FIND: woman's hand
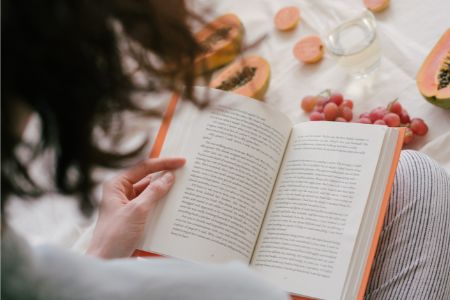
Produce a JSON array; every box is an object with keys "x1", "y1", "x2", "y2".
[{"x1": 87, "y1": 157, "x2": 186, "y2": 259}]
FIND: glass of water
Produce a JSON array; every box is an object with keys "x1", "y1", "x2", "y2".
[{"x1": 324, "y1": 9, "x2": 381, "y2": 78}]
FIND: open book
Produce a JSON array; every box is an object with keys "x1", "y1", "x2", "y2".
[{"x1": 137, "y1": 87, "x2": 404, "y2": 300}]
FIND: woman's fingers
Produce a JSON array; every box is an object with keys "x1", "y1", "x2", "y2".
[
  {"x1": 90, "y1": 159, "x2": 184, "y2": 259},
  {"x1": 132, "y1": 175, "x2": 152, "y2": 197},
  {"x1": 119, "y1": 157, "x2": 185, "y2": 184},
  {"x1": 133, "y1": 171, "x2": 175, "y2": 213},
  {"x1": 103, "y1": 157, "x2": 185, "y2": 204}
]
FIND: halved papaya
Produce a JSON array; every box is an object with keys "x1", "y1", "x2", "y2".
[
  {"x1": 293, "y1": 35, "x2": 324, "y2": 64},
  {"x1": 416, "y1": 29, "x2": 450, "y2": 109},
  {"x1": 209, "y1": 56, "x2": 270, "y2": 100},
  {"x1": 194, "y1": 14, "x2": 244, "y2": 75}
]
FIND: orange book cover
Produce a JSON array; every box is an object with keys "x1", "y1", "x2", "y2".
[{"x1": 133, "y1": 93, "x2": 405, "y2": 300}]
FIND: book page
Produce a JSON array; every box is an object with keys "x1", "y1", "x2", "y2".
[
  {"x1": 139, "y1": 87, "x2": 292, "y2": 264},
  {"x1": 251, "y1": 122, "x2": 388, "y2": 300}
]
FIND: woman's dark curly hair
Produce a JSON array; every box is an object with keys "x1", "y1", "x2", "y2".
[{"x1": 1, "y1": 0, "x2": 203, "y2": 214}]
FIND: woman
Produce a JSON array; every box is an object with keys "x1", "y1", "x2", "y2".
[
  {"x1": 2, "y1": 0, "x2": 449, "y2": 299},
  {"x1": 1, "y1": 1, "x2": 287, "y2": 299}
]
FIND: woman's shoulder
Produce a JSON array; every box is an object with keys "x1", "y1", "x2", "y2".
[
  {"x1": 2, "y1": 227, "x2": 40, "y2": 300},
  {"x1": 2, "y1": 228, "x2": 288, "y2": 300}
]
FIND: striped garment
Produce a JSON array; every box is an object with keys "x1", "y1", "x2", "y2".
[{"x1": 365, "y1": 150, "x2": 450, "y2": 299}]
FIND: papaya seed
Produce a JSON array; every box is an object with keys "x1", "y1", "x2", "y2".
[
  {"x1": 216, "y1": 66, "x2": 257, "y2": 91},
  {"x1": 200, "y1": 27, "x2": 232, "y2": 52}
]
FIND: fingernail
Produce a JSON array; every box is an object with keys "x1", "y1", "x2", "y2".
[{"x1": 162, "y1": 172, "x2": 174, "y2": 184}]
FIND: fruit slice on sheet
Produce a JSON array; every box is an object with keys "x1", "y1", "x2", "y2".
[
  {"x1": 274, "y1": 7, "x2": 300, "y2": 31},
  {"x1": 293, "y1": 35, "x2": 324, "y2": 64},
  {"x1": 416, "y1": 29, "x2": 450, "y2": 109},
  {"x1": 194, "y1": 14, "x2": 244, "y2": 75},
  {"x1": 210, "y1": 56, "x2": 271, "y2": 100},
  {"x1": 363, "y1": 0, "x2": 390, "y2": 13}
]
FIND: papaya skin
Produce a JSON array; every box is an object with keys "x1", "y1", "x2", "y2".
[
  {"x1": 194, "y1": 14, "x2": 244, "y2": 76},
  {"x1": 424, "y1": 96, "x2": 450, "y2": 109},
  {"x1": 210, "y1": 56, "x2": 271, "y2": 101},
  {"x1": 249, "y1": 69, "x2": 270, "y2": 101},
  {"x1": 416, "y1": 29, "x2": 450, "y2": 109}
]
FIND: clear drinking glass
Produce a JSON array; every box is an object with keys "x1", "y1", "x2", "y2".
[{"x1": 324, "y1": 9, "x2": 381, "y2": 78}]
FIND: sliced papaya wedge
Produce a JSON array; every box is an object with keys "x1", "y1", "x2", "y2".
[
  {"x1": 416, "y1": 29, "x2": 450, "y2": 109},
  {"x1": 209, "y1": 56, "x2": 270, "y2": 100},
  {"x1": 194, "y1": 14, "x2": 244, "y2": 75}
]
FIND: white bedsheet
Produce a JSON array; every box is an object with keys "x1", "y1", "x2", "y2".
[{"x1": 7, "y1": 0, "x2": 450, "y2": 250}]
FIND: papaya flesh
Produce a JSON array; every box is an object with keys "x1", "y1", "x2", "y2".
[
  {"x1": 209, "y1": 56, "x2": 271, "y2": 100},
  {"x1": 417, "y1": 29, "x2": 450, "y2": 109},
  {"x1": 274, "y1": 7, "x2": 300, "y2": 31},
  {"x1": 363, "y1": 0, "x2": 390, "y2": 13},
  {"x1": 194, "y1": 14, "x2": 244, "y2": 75}
]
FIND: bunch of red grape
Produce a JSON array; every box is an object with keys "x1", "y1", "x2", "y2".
[
  {"x1": 301, "y1": 92, "x2": 354, "y2": 122},
  {"x1": 300, "y1": 92, "x2": 429, "y2": 145},
  {"x1": 357, "y1": 101, "x2": 428, "y2": 144}
]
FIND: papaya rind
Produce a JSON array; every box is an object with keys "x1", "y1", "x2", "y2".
[
  {"x1": 251, "y1": 67, "x2": 271, "y2": 101},
  {"x1": 423, "y1": 95, "x2": 450, "y2": 109},
  {"x1": 194, "y1": 14, "x2": 244, "y2": 76}
]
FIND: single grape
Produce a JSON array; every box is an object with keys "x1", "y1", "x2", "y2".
[
  {"x1": 316, "y1": 96, "x2": 329, "y2": 107},
  {"x1": 399, "y1": 109, "x2": 410, "y2": 124},
  {"x1": 403, "y1": 127, "x2": 415, "y2": 145},
  {"x1": 314, "y1": 104, "x2": 324, "y2": 113},
  {"x1": 410, "y1": 118, "x2": 428, "y2": 136},
  {"x1": 329, "y1": 93, "x2": 344, "y2": 106},
  {"x1": 358, "y1": 117, "x2": 372, "y2": 124},
  {"x1": 341, "y1": 100, "x2": 354, "y2": 109},
  {"x1": 340, "y1": 106, "x2": 353, "y2": 121},
  {"x1": 301, "y1": 95, "x2": 318, "y2": 113},
  {"x1": 337, "y1": 104, "x2": 347, "y2": 116},
  {"x1": 359, "y1": 112, "x2": 370, "y2": 119},
  {"x1": 335, "y1": 117, "x2": 347, "y2": 122},
  {"x1": 374, "y1": 119, "x2": 387, "y2": 125},
  {"x1": 388, "y1": 100, "x2": 402, "y2": 115},
  {"x1": 383, "y1": 113, "x2": 401, "y2": 127},
  {"x1": 324, "y1": 102, "x2": 338, "y2": 121},
  {"x1": 310, "y1": 111, "x2": 325, "y2": 121},
  {"x1": 369, "y1": 107, "x2": 387, "y2": 123}
]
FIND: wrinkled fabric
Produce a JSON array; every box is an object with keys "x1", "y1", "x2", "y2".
[{"x1": 2, "y1": 229, "x2": 289, "y2": 300}]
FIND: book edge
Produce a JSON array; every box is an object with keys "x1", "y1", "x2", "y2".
[
  {"x1": 149, "y1": 93, "x2": 180, "y2": 159},
  {"x1": 356, "y1": 127, "x2": 405, "y2": 300}
]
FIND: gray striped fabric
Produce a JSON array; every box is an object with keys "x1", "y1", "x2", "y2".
[{"x1": 365, "y1": 150, "x2": 450, "y2": 299}]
